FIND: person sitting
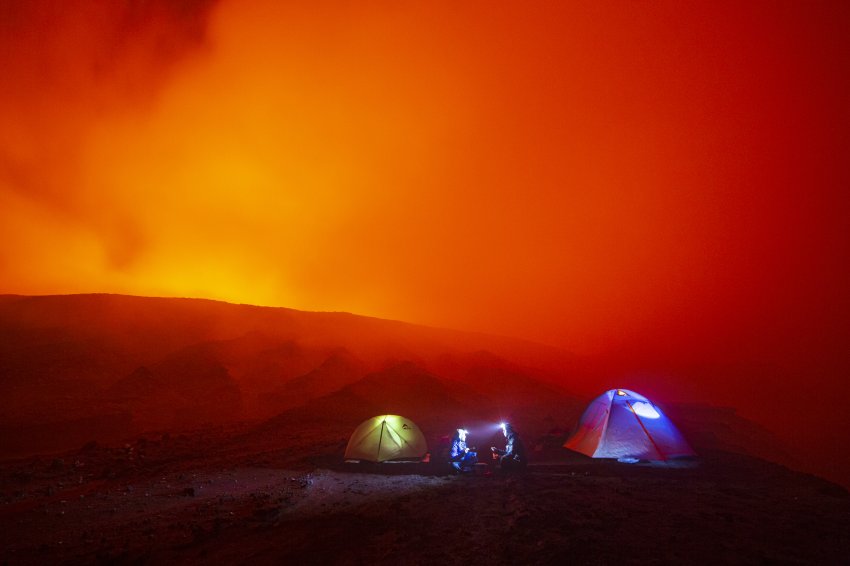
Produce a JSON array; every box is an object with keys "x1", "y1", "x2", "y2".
[
  {"x1": 491, "y1": 422, "x2": 527, "y2": 472},
  {"x1": 449, "y1": 428, "x2": 477, "y2": 473}
]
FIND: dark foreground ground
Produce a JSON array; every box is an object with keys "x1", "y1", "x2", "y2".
[{"x1": 1, "y1": 426, "x2": 848, "y2": 565}]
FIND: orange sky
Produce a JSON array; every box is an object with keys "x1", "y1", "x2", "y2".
[{"x1": 1, "y1": 0, "x2": 849, "y2": 361}]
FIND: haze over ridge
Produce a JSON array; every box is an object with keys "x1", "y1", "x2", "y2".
[{"x1": 1, "y1": 1, "x2": 847, "y2": 353}]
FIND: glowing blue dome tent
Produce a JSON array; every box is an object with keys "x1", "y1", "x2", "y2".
[{"x1": 564, "y1": 389, "x2": 695, "y2": 460}]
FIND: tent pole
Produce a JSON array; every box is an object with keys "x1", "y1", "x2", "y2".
[
  {"x1": 597, "y1": 393, "x2": 613, "y2": 457},
  {"x1": 376, "y1": 419, "x2": 386, "y2": 462},
  {"x1": 625, "y1": 399, "x2": 665, "y2": 460}
]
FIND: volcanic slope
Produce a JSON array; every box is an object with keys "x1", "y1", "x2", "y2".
[{"x1": 0, "y1": 293, "x2": 577, "y2": 458}]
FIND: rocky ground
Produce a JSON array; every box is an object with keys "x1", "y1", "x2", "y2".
[{"x1": 1, "y1": 428, "x2": 848, "y2": 565}]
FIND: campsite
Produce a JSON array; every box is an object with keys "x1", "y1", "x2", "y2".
[
  {"x1": 1, "y1": 294, "x2": 849, "y2": 565},
  {"x1": 3, "y1": 0, "x2": 850, "y2": 563},
  {"x1": 1, "y1": 416, "x2": 848, "y2": 564}
]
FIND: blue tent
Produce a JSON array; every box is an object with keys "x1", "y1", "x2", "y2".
[{"x1": 565, "y1": 389, "x2": 695, "y2": 460}]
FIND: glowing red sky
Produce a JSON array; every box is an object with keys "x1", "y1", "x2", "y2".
[{"x1": 1, "y1": 0, "x2": 848, "y2": 362}]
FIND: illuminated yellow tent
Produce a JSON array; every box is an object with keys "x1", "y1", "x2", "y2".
[{"x1": 344, "y1": 414, "x2": 428, "y2": 463}]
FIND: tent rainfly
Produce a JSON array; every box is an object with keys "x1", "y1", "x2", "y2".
[
  {"x1": 564, "y1": 389, "x2": 696, "y2": 461},
  {"x1": 344, "y1": 414, "x2": 428, "y2": 463}
]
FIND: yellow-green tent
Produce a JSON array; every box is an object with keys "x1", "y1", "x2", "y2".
[{"x1": 344, "y1": 414, "x2": 428, "y2": 463}]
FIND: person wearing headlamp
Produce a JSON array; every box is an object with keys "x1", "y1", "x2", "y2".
[
  {"x1": 491, "y1": 422, "x2": 527, "y2": 472},
  {"x1": 449, "y1": 427, "x2": 477, "y2": 473}
]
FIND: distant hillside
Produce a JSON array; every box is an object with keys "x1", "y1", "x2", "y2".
[
  {"x1": 0, "y1": 294, "x2": 577, "y2": 457},
  {"x1": 0, "y1": 293, "x2": 828, "y2": 488}
]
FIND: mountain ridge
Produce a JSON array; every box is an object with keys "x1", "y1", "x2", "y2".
[{"x1": 0, "y1": 292, "x2": 830, "y2": 489}]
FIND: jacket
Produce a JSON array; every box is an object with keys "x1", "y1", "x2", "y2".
[
  {"x1": 495, "y1": 432, "x2": 527, "y2": 461},
  {"x1": 450, "y1": 437, "x2": 468, "y2": 462}
]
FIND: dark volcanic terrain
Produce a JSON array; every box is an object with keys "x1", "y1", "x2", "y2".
[
  {"x1": 1, "y1": 294, "x2": 848, "y2": 564},
  {"x1": 0, "y1": 428, "x2": 847, "y2": 565}
]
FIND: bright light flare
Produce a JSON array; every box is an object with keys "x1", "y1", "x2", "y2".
[{"x1": 630, "y1": 401, "x2": 661, "y2": 419}]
